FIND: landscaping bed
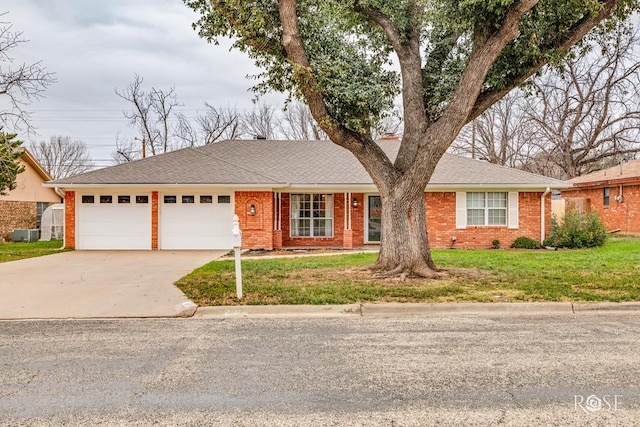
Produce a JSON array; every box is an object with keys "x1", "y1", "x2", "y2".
[{"x1": 176, "y1": 236, "x2": 640, "y2": 306}]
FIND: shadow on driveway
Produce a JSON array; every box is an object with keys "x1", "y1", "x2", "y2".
[{"x1": 0, "y1": 250, "x2": 225, "y2": 319}]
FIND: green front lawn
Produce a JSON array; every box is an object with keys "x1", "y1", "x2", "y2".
[
  {"x1": 0, "y1": 240, "x2": 67, "y2": 263},
  {"x1": 176, "y1": 236, "x2": 640, "y2": 306}
]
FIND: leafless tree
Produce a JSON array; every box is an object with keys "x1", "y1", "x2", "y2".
[
  {"x1": 524, "y1": 22, "x2": 640, "y2": 179},
  {"x1": 241, "y1": 103, "x2": 276, "y2": 139},
  {"x1": 30, "y1": 136, "x2": 94, "y2": 179},
  {"x1": 451, "y1": 91, "x2": 534, "y2": 167},
  {"x1": 0, "y1": 12, "x2": 55, "y2": 132},
  {"x1": 111, "y1": 135, "x2": 140, "y2": 164},
  {"x1": 115, "y1": 74, "x2": 180, "y2": 156},
  {"x1": 175, "y1": 103, "x2": 241, "y2": 147},
  {"x1": 277, "y1": 102, "x2": 326, "y2": 140},
  {"x1": 451, "y1": 20, "x2": 640, "y2": 180},
  {"x1": 371, "y1": 106, "x2": 404, "y2": 140}
]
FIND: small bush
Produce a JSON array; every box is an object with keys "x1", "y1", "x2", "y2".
[
  {"x1": 546, "y1": 210, "x2": 607, "y2": 249},
  {"x1": 510, "y1": 236, "x2": 541, "y2": 249},
  {"x1": 491, "y1": 239, "x2": 500, "y2": 249}
]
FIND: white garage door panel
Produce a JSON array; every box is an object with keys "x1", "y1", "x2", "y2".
[
  {"x1": 160, "y1": 196, "x2": 234, "y2": 250},
  {"x1": 78, "y1": 201, "x2": 151, "y2": 250}
]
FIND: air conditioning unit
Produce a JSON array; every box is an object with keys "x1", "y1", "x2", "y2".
[{"x1": 12, "y1": 229, "x2": 39, "y2": 243}]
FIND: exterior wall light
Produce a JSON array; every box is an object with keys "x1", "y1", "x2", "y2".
[
  {"x1": 249, "y1": 204, "x2": 256, "y2": 216},
  {"x1": 352, "y1": 197, "x2": 359, "y2": 208}
]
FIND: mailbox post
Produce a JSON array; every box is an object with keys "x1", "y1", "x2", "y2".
[{"x1": 231, "y1": 214, "x2": 243, "y2": 300}]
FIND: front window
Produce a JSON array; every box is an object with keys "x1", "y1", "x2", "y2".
[
  {"x1": 603, "y1": 187, "x2": 610, "y2": 206},
  {"x1": 290, "y1": 194, "x2": 334, "y2": 237},
  {"x1": 467, "y1": 192, "x2": 507, "y2": 226},
  {"x1": 36, "y1": 202, "x2": 50, "y2": 229}
]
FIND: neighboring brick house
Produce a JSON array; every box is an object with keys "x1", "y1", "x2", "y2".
[
  {"x1": 46, "y1": 139, "x2": 569, "y2": 251},
  {"x1": 563, "y1": 159, "x2": 640, "y2": 233},
  {"x1": 0, "y1": 150, "x2": 63, "y2": 241}
]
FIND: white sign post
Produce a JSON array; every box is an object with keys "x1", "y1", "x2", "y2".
[{"x1": 231, "y1": 214, "x2": 243, "y2": 300}]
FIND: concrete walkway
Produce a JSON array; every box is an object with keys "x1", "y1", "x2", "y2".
[{"x1": 0, "y1": 250, "x2": 225, "y2": 319}]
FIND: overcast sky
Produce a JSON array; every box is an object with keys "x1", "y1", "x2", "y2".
[{"x1": 3, "y1": 0, "x2": 284, "y2": 166}]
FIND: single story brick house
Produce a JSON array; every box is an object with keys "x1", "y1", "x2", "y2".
[
  {"x1": 1, "y1": 150, "x2": 62, "y2": 241},
  {"x1": 563, "y1": 159, "x2": 640, "y2": 233},
  {"x1": 46, "y1": 139, "x2": 570, "y2": 250}
]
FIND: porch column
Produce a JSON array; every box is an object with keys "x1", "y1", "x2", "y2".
[
  {"x1": 273, "y1": 192, "x2": 283, "y2": 249},
  {"x1": 343, "y1": 192, "x2": 354, "y2": 249}
]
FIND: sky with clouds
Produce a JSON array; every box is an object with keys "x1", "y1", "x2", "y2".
[{"x1": 2, "y1": 0, "x2": 284, "y2": 166}]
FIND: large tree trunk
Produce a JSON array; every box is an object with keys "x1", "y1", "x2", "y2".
[{"x1": 374, "y1": 184, "x2": 439, "y2": 279}]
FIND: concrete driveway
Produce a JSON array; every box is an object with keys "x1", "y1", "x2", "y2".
[{"x1": 0, "y1": 250, "x2": 225, "y2": 319}]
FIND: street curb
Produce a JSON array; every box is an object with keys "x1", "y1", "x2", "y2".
[
  {"x1": 360, "y1": 302, "x2": 573, "y2": 316},
  {"x1": 193, "y1": 302, "x2": 640, "y2": 319},
  {"x1": 193, "y1": 304, "x2": 361, "y2": 318},
  {"x1": 571, "y1": 302, "x2": 640, "y2": 312}
]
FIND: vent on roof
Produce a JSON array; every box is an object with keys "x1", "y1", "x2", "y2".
[{"x1": 255, "y1": 134, "x2": 267, "y2": 140}]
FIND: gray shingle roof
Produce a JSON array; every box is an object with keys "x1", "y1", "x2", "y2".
[{"x1": 50, "y1": 139, "x2": 569, "y2": 188}]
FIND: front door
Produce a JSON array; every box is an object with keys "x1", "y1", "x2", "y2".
[{"x1": 367, "y1": 195, "x2": 381, "y2": 242}]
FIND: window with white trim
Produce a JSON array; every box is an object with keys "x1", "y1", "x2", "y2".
[
  {"x1": 290, "y1": 194, "x2": 334, "y2": 237},
  {"x1": 467, "y1": 192, "x2": 507, "y2": 226}
]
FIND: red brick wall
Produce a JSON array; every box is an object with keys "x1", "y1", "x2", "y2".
[
  {"x1": 64, "y1": 191, "x2": 75, "y2": 249},
  {"x1": 426, "y1": 192, "x2": 551, "y2": 249},
  {"x1": 151, "y1": 191, "x2": 158, "y2": 249},
  {"x1": 235, "y1": 191, "x2": 274, "y2": 249},
  {"x1": 562, "y1": 185, "x2": 640, "y2": 233},
  {"x1": 0, "y1": 201, "x2": 37, "y2": 241},
  {"x1": 271, "y1": 191, "x2": 549, "y2": 250}
]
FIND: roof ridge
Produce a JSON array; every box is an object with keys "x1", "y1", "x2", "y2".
[{"x1": 189, "y1": 144, "x2": 284, "y2": 184}]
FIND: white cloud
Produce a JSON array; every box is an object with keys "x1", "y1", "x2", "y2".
[{"x1": 2, "y1": 0, "x2": 284, "y2": 165}]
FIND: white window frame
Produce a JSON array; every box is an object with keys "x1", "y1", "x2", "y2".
[
  {"x1": 290, "y1": 193, "x2": 334, "y2": 238},
  {"x1": 456, "y1": 191, "x2": 518, "y2": 229}
]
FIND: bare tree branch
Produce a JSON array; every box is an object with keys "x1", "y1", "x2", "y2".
[
  {"x1": 0, "y1": 12, "x2": 55, "y2": 132},
  {"x1": 115, "y1": 75, "x2": 180, "y2": 156},
  {"x1": 30, "y1": 136, "x2": 94, "y2": 179}
]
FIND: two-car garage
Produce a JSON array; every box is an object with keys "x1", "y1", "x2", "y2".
[{"x1": 76, "y1": 191, "x2": 235, "y2": 250}]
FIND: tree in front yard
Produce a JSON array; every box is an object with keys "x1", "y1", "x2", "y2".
[
  {"x1": 0, "y1": 130, "x2": 24, "y2": 194},
  {"x1": 185, "y1": 0, "x2": 637, "y2": 278}
]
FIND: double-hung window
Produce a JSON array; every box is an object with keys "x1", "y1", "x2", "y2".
[
  {"x1": 467, "y1": 192, "x2": 507, "y2": 226},
  {"x1": 290, "y1": 194, "x2": 334, "y2": 237}
]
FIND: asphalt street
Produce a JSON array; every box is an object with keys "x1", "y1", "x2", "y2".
[{"x1": 1, "y1": 313, "x2": 639, "y2": 426}]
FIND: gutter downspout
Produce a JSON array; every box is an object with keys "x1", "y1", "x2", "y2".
[
  {"x1": 53, "y1": 187, "x2": 67, "y2": 249},
  {"x1": 541, "y1": 187, "x2": 551, "y2": 243},
  {"x1": 54, "y1": 186, "x2": 65, "y2": 200}
]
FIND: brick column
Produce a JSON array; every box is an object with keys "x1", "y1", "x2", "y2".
[
  {"x1": 64, "y1": 191, "x2": 76, "y2": 249},
  {"x1": 151, "y1": 191, "x2": 158, "y2": 250},
  {"x1": 343, "y1": 229, "x2": 354, "y2": 249},
  {"x1": 273, "y1": 229, "x2": 283, "y2": 249}
]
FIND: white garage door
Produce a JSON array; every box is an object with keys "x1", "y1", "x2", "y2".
[
  {"x1": 77, "y1": 194, "x2": 152, "y2": 250},
  {"x1": 159, "y1": 193, "x2": 235, "y2": 250}
]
